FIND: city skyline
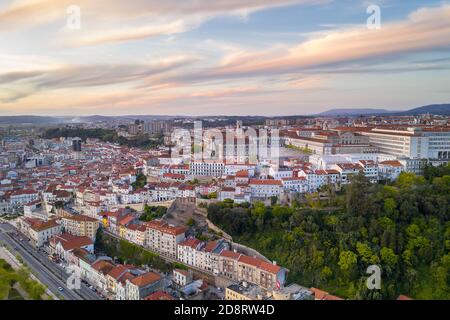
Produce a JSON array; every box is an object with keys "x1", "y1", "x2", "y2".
[{"x1": 1, "y1": 0, "x2": 450, "y2": 116}]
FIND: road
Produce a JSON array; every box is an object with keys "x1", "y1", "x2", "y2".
[{"x1": 0, "y1": 222, "x2": 101, "y2": 300}]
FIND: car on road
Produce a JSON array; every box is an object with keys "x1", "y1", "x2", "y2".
[{"x1": 58, "y1": 287, "x2": 64, "y2": 292}]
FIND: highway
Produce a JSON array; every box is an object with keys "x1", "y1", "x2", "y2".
[{"x1": 0, "y1": 221, "x2": 101, "y2": 300}]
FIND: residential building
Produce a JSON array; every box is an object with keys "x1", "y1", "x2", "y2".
[
  {"x1": 60, "y1": 214, "x2": 99, "y2": 240},
  {"x1": 146, "y1": 220, "x2": 186, "y2": 259}
]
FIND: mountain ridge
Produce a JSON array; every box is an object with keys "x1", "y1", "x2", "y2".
[{"x1": 0, "y1": 104, "x2": 448, "y2": 124}]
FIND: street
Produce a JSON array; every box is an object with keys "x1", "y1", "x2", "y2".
[{"x1": 0, "y1": 221, "x2": 101, "y2": 300}]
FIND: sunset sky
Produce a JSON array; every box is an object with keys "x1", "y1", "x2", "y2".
[{"x1": 0, "y1": 0, "x2": 449, "y2": 116}]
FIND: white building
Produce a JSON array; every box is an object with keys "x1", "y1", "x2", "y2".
[
  {"x1": 249, "y1": 179, "x2": 282, "y2": 199},
  {"x1": 361, "y1": 127, "x2": 450, "y2": 161},
  {"x1": 378, "y1": 160, "x2": 404, "y2": 181},
  {"x1": 177, "y1": 237, "x2": 204, "y2": 267},
  {"x1": 146, "y1": 220, "x2": 186, "y2": 259},
  {"x1": 189, "y1": 161, "x2": 225, "y2": 177}
]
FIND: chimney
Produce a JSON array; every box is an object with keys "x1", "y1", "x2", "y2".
[{"x1": 273, "y1": 260, "x2": 277, "y2": 265}]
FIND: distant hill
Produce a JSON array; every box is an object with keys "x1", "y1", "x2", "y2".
[
  {"x1": 0, "y1": 116, "x2": 66, "y2": 125},
  {"x1": 396, "y1": 104, "x2": 450, "y2": 116},
  {"x1": 0, "y1": 104, "x2": 448, "y2": 125},
  {"x1": 317, "y1": 108, "x2": 392, "y2": 117},
  {"x1": 317, "y1": 104, "x2": 450, "y2": 117}
]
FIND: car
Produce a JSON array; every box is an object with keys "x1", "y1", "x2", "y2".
[{"x1": 58, "y1": 287, "x2": 64, "y2": 292}]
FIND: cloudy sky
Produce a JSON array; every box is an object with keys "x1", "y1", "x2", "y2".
[{"x1": 0, "y1": 0, "x2": 449, "y2": 116}]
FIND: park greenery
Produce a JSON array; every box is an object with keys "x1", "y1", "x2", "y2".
[
  {"x1": 286, "y1": 143, "x2": 314, "y2": 155},
  {"x1": 139, "y1": 205, "x2": 167, "y2": 221},
  {"x1": 207, "y1": 164, "x2": 450, "y2": 300},
  {"x1": 43, "y1": 128, "x2": 164, "y2": 149},
  {"x1": 132, "y1": 173, "x2": 147, "y2": 190},
  {"x1": 0, "y1": 259, "x2": 47, "y2": 300}
]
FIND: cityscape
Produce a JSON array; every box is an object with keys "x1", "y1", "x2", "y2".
[{"x1": 0, "y1": 0, "x2": 449, "y2": 311}]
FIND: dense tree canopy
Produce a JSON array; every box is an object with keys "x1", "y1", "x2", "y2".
[
  {"x1": 208, "y1": 166, "x2": 450, "y2": 299},
  {"x1": 43, "y1": 128, "x2": 164, "y2": 149}
]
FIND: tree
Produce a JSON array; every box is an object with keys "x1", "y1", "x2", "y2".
[
  {"x1": 380, "y1": 247, "x2": 398, "y2": 274},
  {"x1": 338, "y1": 250, "x2": 357, "y2": 273},
  {"x1": 356, "y1": 242, "x2": 379, "y2": 265},
  {"x1": 346, "y1": 172, "x2": 373, "y2": 219},
  {"x1": 132, "y1": 173, "x2": 147, "y2": 190}
]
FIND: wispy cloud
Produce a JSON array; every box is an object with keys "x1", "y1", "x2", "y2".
[
  {"x1": 0, "y1": 0, "x2": 328, "y2": 46},
  {"x1": 1, "y1": 1, "x2": 449, "y2": 115}
]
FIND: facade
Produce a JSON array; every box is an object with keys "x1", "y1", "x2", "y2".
[
  {"x1": 226, "y1": 282, "x2": 265, "y2": 300},
  {"x1": 9, "y1": 189, "x2": 39, "y2": 207},
  {"x1": 20, "y1": 218, "x2": 62, "y2": 248},
  {"x1": 125, "y1": 272, "x2": 163, "y2": 300},
  {"x1": 360, "y1": 127, "x2": 450, "y2": 160},
  {"x1": 60, "y1": 214, "x2": 99, "y2": 240},
  {"x1": 332, "y1": 163, "x2": 364, "y2": 185},
  {"x1": 172, "y1": 268, "x2": 192, "y2": 287},
  {"x1": 49, "y1": 233, "x2": 93, "y2": 261},
  {"x1": 378, "y1": 160, "x2": 405, "y2": 180},
  {"x1": 249, "y1": 179, "x2": 282, "y2": 199},
  {"x1": 146, "y1": 220, "x2": 186, "y2": 259},
  {"x1": 237, "y1": 255, "x2": 286, "y2": 290},
  {"x1": 189, "y1": 161, "x2": 225, "y2": 177},
  {"x1": 219, "y1": 250, "x2": 241, "y2": 281},
  {"x1": 177, "y1": 237, "x2": 204, "y2": 267}
]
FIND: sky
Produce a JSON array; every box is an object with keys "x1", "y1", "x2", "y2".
[{"x1": 0, "y1": 0, "x2": 449, "y2": 116}]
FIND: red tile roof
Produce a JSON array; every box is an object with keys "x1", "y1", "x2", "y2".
[
  {"x1": 130, "y1": 272, "x2": 162, "y2": 287},
  {"x1": 310, "y1": 287, "x2": 344, "y2": 300},
  {"x1": 220, "y1": 250, "x2": 241, "y2": 260},
  {"x1": 146, "y1": 220, "x2": 186, "y2": 236},
  {"x1": 51, "y1": 233, "x2": 92, "y2": 251},
  {"x1": 238, "y1": 255, "x2": 281, "y2": 274},
  {"x1": 144, "y1": 291, "x2": 173, "y2": 300},
  {"x1": 179, "y1": 237, "x2": 202, "y2": 249},
  {"x1": 107, "y1": 265, "x2": 128, "y2": 280},
  {"x1": 91, "y1": 260, "x2": 115, "y2": 275},
  {"x1": 249, "y1": 179, "x2": 282, "y2": 186}
]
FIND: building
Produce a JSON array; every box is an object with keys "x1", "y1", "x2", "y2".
[
  {"x1": 90, "y1": 259, "x2": 115, "y2": 293},
  {"x1": 8, "y1": 189, "x2": 39, "y2": 207},
  {"x1": 146, "y1": 220, "x2": 186, "y2": 259},
  {"x1": 19, "y1": 217, "x2": 62, "y2": 248},
  {"x1": 284, "y1": 129, "x2": 376, "y2": 155},
  {"x1": 72, "y1": 138, "x2": 82, "y2": 152},
  {"x1": 144, "y1": 291, "x2": 174, "y2": 300},
  {"x1": 142, "y1": 121, "x2": 173, "y2": 135},
  {"x1": 125, "y1": 272, "x2": 163, "y2": 300},
  {"x1": 249, "y1": 179, "x2": 282, "y2": 199},
  {"x1": 226, "y1": 281, "x2": 266, "y2": 300},
  {"x1": 196, "y1": 240, "x2": 229, "y2": 274},
  {"x1": 360, "y1": 126, "x2": 450, "y2": 161},
  {"x1": 60, "y1": 214, "x2": 99, "y2": 240},
  {"x1": 177, "y1": 237, "x2": 204, "y2": 267},
  {"x1": 189, "y1": 161, "x2": 225, "y2": 177},
  {"x1": 310, "y1": 287, "x2": 344, "y2": 300},
  {"x1": 49, "y1": 233, "x2": 93, "y2": 262},
  {"x1": 219, "y1": 250, "x2": 241, "y2": 281},
  {"x1": 237, "y1": 255, "x2": 287, "y2": 290},
  {"x1": 358, "y1": 160, "x2": 379, "y2": 183},
  {"x1": 378, "y1": 160, "x2": 404, "y2": 181},
  {"x1": 332, "y1": 163, "x2": 364, "y2": 184},
  {"x1": 173, "y1": 268, "x2": 193, "y2": 287}
]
